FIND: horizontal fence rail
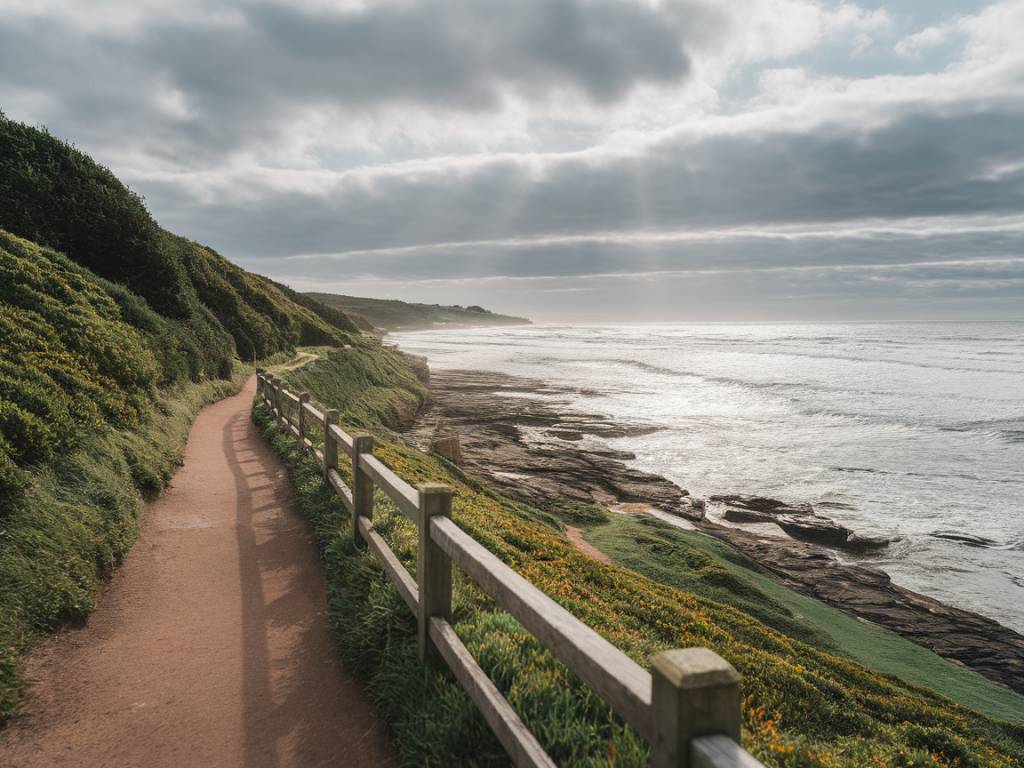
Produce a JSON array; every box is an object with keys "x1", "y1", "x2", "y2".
[
  {"x1": 255, "y1": 371, "x2": 763, "y2": 768},
  {"x1": 430, "y1": 514, "x2": 653, "y2": 739}
]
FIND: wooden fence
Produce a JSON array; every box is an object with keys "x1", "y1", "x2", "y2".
[{"x1": 256, "y1": 371, "x2": 764, "y2": 768}]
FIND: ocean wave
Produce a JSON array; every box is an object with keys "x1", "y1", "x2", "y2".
[
  {"x1": 830, "y1": 466, "x2": 896, "y2": 476},
  {"x1": 942, "y1": 417, "x2": 1024, "y2": 444},
  {"x1": 564, "y1": 357, "x2": 1024, "y2": 441},
  {"x1": 928, "y1": 532, "x2": 1024, "y2": 552},
  {"x1": 829, "y1": 466, "x2": 1024, "y2": 486},
  {"x1": 705, "y1": 347, "x2": 1023, "y2": 375},
  {"x1": 635, "y1": 332, "x2": 1024, "y2": 369}
]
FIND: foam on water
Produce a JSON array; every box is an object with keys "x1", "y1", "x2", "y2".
[{"x1": 394, "y1": 322, "x2": 1024, "y2": 632}]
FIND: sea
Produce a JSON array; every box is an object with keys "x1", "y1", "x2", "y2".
[{"x1": 392, "y1": 322, "x2": 1024, "y2": 633}]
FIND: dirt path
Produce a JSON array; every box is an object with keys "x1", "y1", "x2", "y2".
[
  {"x1": 565, "y1": 526, "x2": 611, "y2": 564},
  {"x1": 0, "y1": 377, "x2": 396, "y2": 768},
  {"x1": 269, "y1": 350, "x2": 321, "y2": 374}
]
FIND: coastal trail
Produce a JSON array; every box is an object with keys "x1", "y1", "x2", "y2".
[
  {"x1": 565, "y1": 525, "x2": 611, "y2": 564},
  {"x1": 0, "y1": 376, "x2": 395, "y2": 767}
]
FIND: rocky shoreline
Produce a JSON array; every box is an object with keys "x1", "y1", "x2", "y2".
[{"x1": 405, "y1": 368, "x2": 1024, "y2": 695}]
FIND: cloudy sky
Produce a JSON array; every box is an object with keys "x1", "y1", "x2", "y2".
[{"x1": 2, "y1": 0, "x2": 1023, "y2": 320}]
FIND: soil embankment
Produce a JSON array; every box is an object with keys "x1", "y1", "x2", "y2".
[
  {"x1": 407, "y1": 368, "x2": 1024, "y2": 695},
  {"x1": 0, "y1": 377, "x2": 395, "y2": 767}
]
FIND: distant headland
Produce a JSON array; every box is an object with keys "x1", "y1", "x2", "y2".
[{"x1": 304, "y1": 292, "x2": 530, "y2": 333}]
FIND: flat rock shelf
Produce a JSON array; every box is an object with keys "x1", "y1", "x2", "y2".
[{"x1": 407, "y1": 368, "x2": 1024, "y2": 695}]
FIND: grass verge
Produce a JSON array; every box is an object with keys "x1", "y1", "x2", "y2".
[{"x1": 582, "y1": 514, "x2": 1024, "y2": 723}]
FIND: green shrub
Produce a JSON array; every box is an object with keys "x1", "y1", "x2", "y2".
[
  {"x1": 180, "y1": 237, "x2": 354, "y2": 358},
  {"x1": 0, "y1": 442, "x2": 26, "y2": 507},
  {"x1": 0, "y1": 115, "x2": 186, "y2": 316}
]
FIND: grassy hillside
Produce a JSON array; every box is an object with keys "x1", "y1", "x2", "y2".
[
  {"x1": 306, "y1": 292, "x2": 530, "y2": 332},
  {"x1": 0, "y1": 115, "x2": 361, "y2": 721},
  {"x1": 583, "y1": 514, "x2": 1024, "y2": 722},
  {"x1": 263, "y1": 348, "x2": 1024, "y2": 767},
  {"x1": 278, "y1": 345, "x2": 428, "y2": 430},
  {"x1": 0, "y1": 230, "x2": 255, "y2": 718},
  {"x1": 0, "y1": 114, "x2": 357, "y2": 367}
]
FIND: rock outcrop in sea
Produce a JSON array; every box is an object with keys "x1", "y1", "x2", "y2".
[{"x1": 712, "y1": 494, "x2": 893, "y2": 551}]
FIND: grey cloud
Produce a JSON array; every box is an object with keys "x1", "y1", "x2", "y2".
[
  {"x1": 265, "y1": 231, "x2": 1024, "y2": 283},
  {"x1": 0, "y1": 0, "x2": 693, "y2": 162},
  {"x1": 141, "y1": 107, "x2": 1024, "y2": 260}
]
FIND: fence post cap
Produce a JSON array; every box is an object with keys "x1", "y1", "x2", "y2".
[
  {"x1": 353, "y1": 433, "x2": 374, "y2": 449},
  {"x1": 418, "y1": 482, "x2": 452, "y2": 496},
  {"x1": 652, "y1": 648, "x2": 739, "y2": 690},
  {"x1": 299, "y1": 392, "x2": 310, "y2": 402},
  {"x1": 324, "y1": 408, "x2": 339, "y2": 420}
]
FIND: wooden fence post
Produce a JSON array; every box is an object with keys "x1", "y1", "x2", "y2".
[
  {"x1": 255, "y1": 369, "x2": 264, "y2": 399},
  {"x1": 298, "y1": 392, "x2": 310, "y2": 453},
  {"x1": 650, "y1": 648, "x2": 741, "y2": 768},
  {"x1": 271, "y1": 377, "x2": 281, "y2": 418},
  {"x1": 323, "y1": 409, "x2": 339, "y2": 482},
  {"x1": 417, "y1": 483, "x2": 453, "y2": 668},
  {"x1": 351, "y1": 435, "x2": 375, "y2": 546}
]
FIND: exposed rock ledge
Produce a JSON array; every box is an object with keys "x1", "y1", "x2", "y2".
[
  {"x1": 713, "y1": 494, "x2": 895, "y2": 551},
  {"x1": 406, "y1": 370, "x2": 694, "y2": 517},
  {"x1": 405, "y1": 368, "x2": 1024, "y2": 695}
]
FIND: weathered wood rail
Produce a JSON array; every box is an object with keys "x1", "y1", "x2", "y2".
[{"x1": 256, "y1": 371, "x2": 764, "y2": 768}]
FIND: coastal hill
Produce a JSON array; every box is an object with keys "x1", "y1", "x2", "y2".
[
  {"x1": 0, "y1": 114, "x2": 359, "y2": 719},
  {"x1": 0, "y1": 115, "x2": 359, "y2": 369},
  {"x1": 305, "y1": 292, "x2": 530, "y2": 332}
]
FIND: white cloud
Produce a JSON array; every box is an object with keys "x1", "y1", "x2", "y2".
[
  {"x1": 823, "y1": 2, "x2": 894, "y2": 54},
  {"x1": 894, "y1": 22, "x2": 959, "y2": 58}
]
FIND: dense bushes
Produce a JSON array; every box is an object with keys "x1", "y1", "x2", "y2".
[
  {"x1": 0, "y1": 115, "x2": 186, "y2": 316},
  {"x1": 264, "y1": 347, "x2": 1024, "y2": 767},
  {"x1": 265, "y1": 277, "x2": 362, "y2": 336},
  {"x1": 178, "y1": 236, "x2": 355, "y2": 359}
]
